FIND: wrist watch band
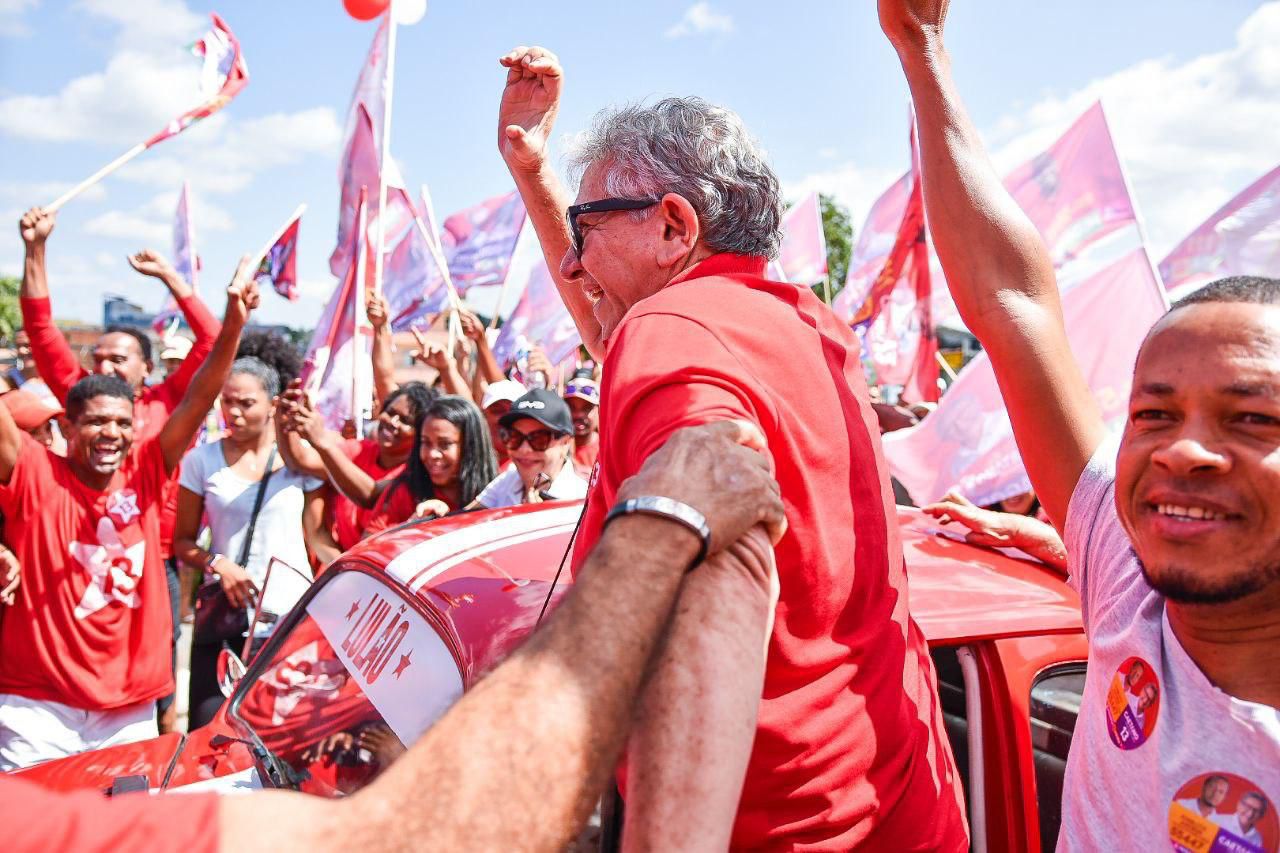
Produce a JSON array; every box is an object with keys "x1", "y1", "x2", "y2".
[
  {"x1": 603, "y1": 496, "x2": 711, "y2": 569},
  {"x1": 205, "y1": 552, "x2": 224, "y2": 572}
]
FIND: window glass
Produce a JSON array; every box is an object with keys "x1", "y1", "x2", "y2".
[
  {"x1": 1030, "y1": 664, "x2": 1086, "y2": 852},
  {"x1": 230, "y1": 569, "x2": 463, "y2": 797}
]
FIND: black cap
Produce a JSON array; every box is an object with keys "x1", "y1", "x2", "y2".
[{"x1": 498, "y1": 388, "x2": 575, "y2": 435}]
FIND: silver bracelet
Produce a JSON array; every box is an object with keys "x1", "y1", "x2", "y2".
[{"x1": 603, "y1": 496, "x2": 711, "y2": 568}]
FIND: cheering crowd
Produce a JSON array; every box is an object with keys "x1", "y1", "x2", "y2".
[{"x1": 2, "y1": 0, "x2": 1279, "y2": 851}]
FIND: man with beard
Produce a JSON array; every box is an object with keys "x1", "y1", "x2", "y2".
[
  {"x1": 880, "y1": 0, "x2": 1280, "y2": 847},
  {"x1": 0, "y1": 263, "x2": 259, "y2": 769}
]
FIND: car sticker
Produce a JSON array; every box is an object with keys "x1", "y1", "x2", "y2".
[
  {"x1": 1168, "y1": 772, "x2": 1278, "y2": 852},
  {"x1": 1105, "y1": 655, "x2": 1160, "y2": 750},
  {"x1": 307, "y1": 572, "x2": 463, "y2": 747}
]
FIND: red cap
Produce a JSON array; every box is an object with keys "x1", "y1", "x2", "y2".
[{"x1": 1, "y1": 388, "x2": 63, "y2": 431}]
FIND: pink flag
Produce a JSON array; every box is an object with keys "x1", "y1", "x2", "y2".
[
  {"x1": 145, "y1": 14, "x2": 249, "y2": 148},
  {"x1": 153, "y1": 181, "x2": 197, "y2": 333},
  {"x1": 882, "y1": 248, "x2": 1167, "y2": 506},
  {"x1": 342, "y1": 16, "x2": 390, "y2": 155},
  {"x1": 441, "y1": 191, "x2": 527, "y2": 292},
  {"x1": 770, "y1": 192, "x2": 827, "y2": 284},
  {"x1": 256, "y1": 215, "x2": 302, "y2": 301},
  {"x1": 331, "y1": 105, "x2": 406, "y2": 277},
  {"x1": 492, "y1": 220, "x2": 582, "y2": 369},
  {"x1": 305, "y1": 189, "x2": 373, "y2": 431},
  {"x1": 1004, "y1": 102, "x2": 1137, "y2": 268},
  {"x1": 831, "y1": 171, "x2": 914, "y2": 324},
  {"x1": 1159, "y1": 164, "x2": 1280, "y2": 300},
  {"x1": 381, "y1": 186, "x2": 451, "y2": 331}
]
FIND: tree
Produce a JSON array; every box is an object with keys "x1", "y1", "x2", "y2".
[
  {"x1": 818, "y1": 194, "x2": 853, "y2": 304},
  {"x1": 0, "y1": 277, "x2": 20, "y2": 345}
]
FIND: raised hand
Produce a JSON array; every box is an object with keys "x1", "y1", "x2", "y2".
[
  {"x1": 497, "y1": 46, "x2": 563, "y2": 172},
  {"x1": 127, "y1": 249, "x2": 178, "y2": 281},
  {"x1": 616, "y1": 420, "x2": 786, "y2": 553},
  {"x1": 367, "y1": 291, "x2": 390, "y2": 331},
  {"x1": 526, "y1": 345, "x2": 553, "y2": 378},
  {"x1": 225, "y1": 255, "x2": 261, "y2": 327},
  {"x1": 879, "y1": 0, "x2": 951, "y2": 53},
  {"x1": 19, "y1": 207, "x2": 55, "y2": 248},
  {"x1": 458, "y1": 308, "x2": 486, "y2": 342}
]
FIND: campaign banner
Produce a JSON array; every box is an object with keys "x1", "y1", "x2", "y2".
[
  {"x1": 883, "y1": 248, "x2": 1166, "y2": 506},
  {"x1": 492, "y1": 220, "x2": 582, "y2": 369},
  {"x1": 832, "y1": 171, "x2": 913, "y2": 324},
  {"x1": 440, "y1": 191, "x2": 527, "y2": 292},
  {"x1": 770, "y1": 191, "x2": 827, "y2": 285},
  {"x1": 1159, "y1": 164, "x2": 1280, "y2": 301},
  {"x1": 256, "y1": 215, "x2": 301, "y2": 301}
]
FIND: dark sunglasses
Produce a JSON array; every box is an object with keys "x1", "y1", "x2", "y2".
[
  {"x1": 498, "y1": 425, "x2": 562, "y2": 452},
  {"x1": 564, "y1": 381, "x2": 598, "y2": 400},
  {"x1": 566, "y1": 197, "x2": 659, "y2": 257}
]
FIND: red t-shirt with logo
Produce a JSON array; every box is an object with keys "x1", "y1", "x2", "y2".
[
  {"x1": 4, "y1": 776, "x2": 217, "y2": 853},
  {"x1": 571, "y1": 254, "x2": 968, "y2": 850},
  {"x1": 0, "y1": 435, "x2": 174, "y2": 709},
  {"x1": 332, "y1": 438, "x2": 404, "y2": 552}
]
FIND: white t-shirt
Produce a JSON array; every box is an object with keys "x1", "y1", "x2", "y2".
[
  {"x1": 474, "y1": 459, "x2": 587, "y2": 509},
  {"x1": 180, "y1": 442, "x2": 323, "y2": 633},
  {"x1": 1058, "y1": 441, "x2": 1280, "y2": 852}
]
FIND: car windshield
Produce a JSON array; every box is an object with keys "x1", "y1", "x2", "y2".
[{"x1": 229, "y1": 569, "x2": 464, "y2": 797}]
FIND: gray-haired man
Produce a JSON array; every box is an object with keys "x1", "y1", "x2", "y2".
[{"x1": 495, "y1": 46, "x2": 968, "y2": 850}]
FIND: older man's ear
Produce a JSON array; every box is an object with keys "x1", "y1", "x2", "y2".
[{"x1": 654, "y1": 192, "x2": 702, "y2": 269}]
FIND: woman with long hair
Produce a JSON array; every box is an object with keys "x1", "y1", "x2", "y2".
[
  {"x1": 364, "y1": 395, "x2": 497, "y2": 534},
  {"x1": 174, "y1": 356, "x2": 327, "y2": 729},
  {"x1": 277, "y1": 380, "x2": 437, "y2": 555}
]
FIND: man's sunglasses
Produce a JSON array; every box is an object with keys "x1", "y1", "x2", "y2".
[
  {"x1": 566, "y1": 197, "x2": 659, "y2": 257},
  {"x1": 498, "y1": 425, "x2": 562, "y2": 452}
]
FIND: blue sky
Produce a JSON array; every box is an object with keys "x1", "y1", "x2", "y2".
[{"x1": 1, "y1": 0, "x2": 1275, "y2": 328}]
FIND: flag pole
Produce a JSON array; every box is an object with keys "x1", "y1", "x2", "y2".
[
  {"x1": 46, "y1": 142, "x2": 147, "y2": 212},
  {"x1": 373, "y1": 5, "x2": 399, "y2": 298},
  {"x1": 414, "y1": 185, "x2": 463, "y2": 312},
  {"x1": 353, "y1": 190, "x2": 370, "y2": 435},
  {"x1": 252, "y1": 203, "x2": 308, "y2": 268},
  {"x1": 934, "y1": 349, "x2": 958, "y2": 383}
]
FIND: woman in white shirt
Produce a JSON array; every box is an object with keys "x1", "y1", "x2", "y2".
[
  {"x1": 472, "y1": 389, "x2": 588, "y2": 509},
  {"x1": 174, "y1": 356, "x2": 326, "y2": 728}
]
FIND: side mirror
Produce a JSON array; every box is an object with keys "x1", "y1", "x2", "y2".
[{"x1": 217, "y1": 646, "x2": 247, "y2": 698}]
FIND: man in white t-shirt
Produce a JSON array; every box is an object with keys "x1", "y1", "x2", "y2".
[
  {"x1": 472, "y1": 389, "x2": 587, "y2": 509},
  {"x1": 880, "y1": 1, "x2": 1280, "y2": 849}
]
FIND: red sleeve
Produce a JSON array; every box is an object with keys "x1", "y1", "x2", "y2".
[
  {"x1": 20, "y1": 295, "x2": 87, "y2": 404},
  {"x1": 152, "y1": 293, "x2": 221, "y2": 407},
  {"x1": 0, "y1": 433, "x2": 51, "y2": 514},
  {"x1": 365, "y1": 480, "x2": 413, "y2": 536},
  {"x1": 604, "y1": 312, "x2": 772, "y2": 484},
  {"x1": 2, "y1": 776, "x2": 219, "y2": 853}
]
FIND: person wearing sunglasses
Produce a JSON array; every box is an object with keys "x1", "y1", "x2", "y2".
[
  {"x1": 563, "y1": 369, "x2": 600, "y2": 479},
  {"x1": 470, "y1": 389, "x2": 587, "y2": 510},
  {"x1": 496, "y1": 45, "x2": 965, "y2": 850}
]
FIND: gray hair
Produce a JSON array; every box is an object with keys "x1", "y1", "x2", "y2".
[
  {"x1": 567, "y1": 97, "x2": 784, "y2": 259},
  {"x1": 229, "y1": 356, "x2": 280, "y2": 399}
]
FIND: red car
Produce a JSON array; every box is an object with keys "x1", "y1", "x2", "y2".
[{"x1": 11, "y1": 501, "x2": 1087, "y2": 851}]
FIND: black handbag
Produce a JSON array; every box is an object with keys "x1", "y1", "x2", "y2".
[{"x1": 193, "y1": 447, "x2": 277, "y2": 646}]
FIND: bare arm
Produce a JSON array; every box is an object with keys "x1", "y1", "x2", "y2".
[
  {"x1": 460, "y1": 308, "x2": 505, "y2": 385},
  {"x1": 412, "y1": 329, "x2": 472, "y2": 401},
  {"x1": 130, "y1": 249, "x2": 223, "y2": 400},
  {"x1": 302, "y1": 486, "x2": 342, "y2": 568},
  {"x1": 172, "y1": 486, "x2": 209, "y2": 573},
  {"x1": 366, "y1": 291, "x2": 399, "y2": 408},
  {"x1": 158, "y1": 259, "x2": 258, "y2": 473},
  {"x1": 498, "y1": 47, "x2": 605, "y2": 360},
  {"x1": 288, "y1": 399, "x2": 383, "y2": 510},
  {"x1": 881, "y1": 0, "x2": 1104, "y2": 528},
  {"x1": 922, "y1": 493, "x2": 1068, "y2": 574},
  {"x1": 219, "y1": 422, "x2": 784, "y2": 852}
]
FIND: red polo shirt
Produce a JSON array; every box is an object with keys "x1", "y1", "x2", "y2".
[{"x1": 571, "y1": 253, "x2": 968, "y2": 850}]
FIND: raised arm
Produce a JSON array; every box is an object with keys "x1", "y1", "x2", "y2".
[
  {"x1": 459, "y1": 308, "x2": 505, "y2": 385},
  {"x1": 158, "y1": 258, "x2": 258, "y2": 473},
  {"x1": 412, "y1": 328, "x2": 472, "y2": 401},
  {"x1": 498, "y1": 46, "x2": 605, "y2": 361},
  {"x1": 285, "y1": 393, "x2": 385, "y2": 510},
  {"x1": 18, "y1": 207, "x2": 86, "y2": 403},
  {"x1": 128, "y1": 249, "x2": 223, "y2": 400},
  {"x1": 880, "y1": 0, "x2": 1104, "y2": 527},
  {"x1": 366, "y1": 291, "x2": 398, "y2": 408}
]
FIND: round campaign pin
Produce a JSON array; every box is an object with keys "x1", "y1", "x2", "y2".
[
  {"x1": 1104, "y1": 655, "x2": 1160, "y2": 750},
  {"x1": 1168, "y1": 772, "x2": 1278, "y2": 853}
]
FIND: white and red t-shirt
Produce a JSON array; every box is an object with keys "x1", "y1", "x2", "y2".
[
  {"x1": 572, "y1": 254, "x2": 969, "y2": 850},
  {"x1": 0, "y1": 435, "x2": 173, "y2": 710}
]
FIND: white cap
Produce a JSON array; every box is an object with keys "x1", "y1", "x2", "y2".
[
  {"x1": 160, "y1": 335, "x2": 193, "y2": 361},
  {"x1": 481, "y1": 379, "x2": 527, "y2": 411}
]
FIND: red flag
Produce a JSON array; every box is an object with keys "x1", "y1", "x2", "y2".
[
  {"x1": 145, "y1": 14, "x2": 249, "y2": 148},
  {"x1": 257, "y1": 215, "x2": 302, "y2": 301}
]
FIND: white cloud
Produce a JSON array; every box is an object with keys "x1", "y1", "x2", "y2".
[
  {"x1": 985, "y1": 1, "x2": 1280, "y2": 257},
  {"x1": 73, "y1": 0, "x2": 203, "y2": 47},
  {"x1": 793, "y1": 3, "x2": 1280, "y2": 262},
  {"x1": 84, "y1": 210, "x2": 170, "y2": 244},
  {"x1": 0, "y1": 180, "x2": 106, "y2": 206},
  {"x1": 84, "y1": 189, "x2": 234, "y2": 247},
  {"x1": 664, "y1": 2, "x2": 733, "y2": 39},
  {"x1": 0, "y1": 0, "x2": 38, "y2": 36}
]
